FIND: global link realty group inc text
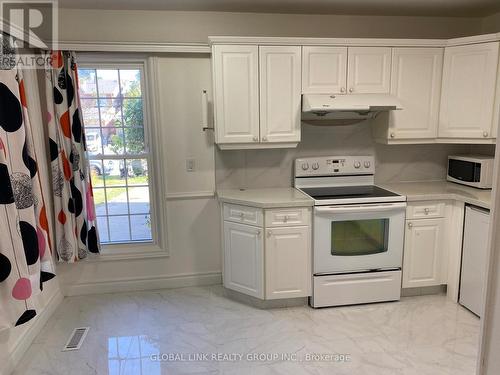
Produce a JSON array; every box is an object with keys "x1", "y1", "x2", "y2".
[{"x1": 149, "y1": 352, "x2": 352, "y2": 363}]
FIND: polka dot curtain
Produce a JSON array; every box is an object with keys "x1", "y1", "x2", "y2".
[
  {"x1": 44, "y1": 51, "x2": 101, "y2": 262},
  {"x1": 0, "y1": 43, "x2": 55, "y2": 330}
]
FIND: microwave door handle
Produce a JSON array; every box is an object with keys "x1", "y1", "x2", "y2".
[{"x1": 315, "y1": 203, "x2": 406, "y2": 214}]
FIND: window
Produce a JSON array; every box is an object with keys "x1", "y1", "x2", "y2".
[{"x1": 78, "y1": 64, "x2": 153, "y2": 245}]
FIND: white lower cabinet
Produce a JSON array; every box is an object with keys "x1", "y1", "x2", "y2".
[
  {"x1": 265, "y1": 226, "x2": 311, "y2": 299},
  {"x1": 402, "y1": 217, "x2": 445, "y2": 288},
  {"x1": 223, "y1": 221, "x2": 264, "y2": 298},
  {"x1": 222, "y1": 204, "x2": 312, "y2": 300}
]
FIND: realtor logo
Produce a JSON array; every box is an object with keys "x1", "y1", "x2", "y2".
[{"x1": 0, "y1": 0, "x2": 58, "y2": 55}]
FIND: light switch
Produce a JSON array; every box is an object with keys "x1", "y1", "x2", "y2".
[{"x1": 186, "y1": 158, "x2": 196, "y2": 172}]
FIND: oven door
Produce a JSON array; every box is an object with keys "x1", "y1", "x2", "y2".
[{"x1": 313, "y1": 202, "x2": 406, "y2": 274}]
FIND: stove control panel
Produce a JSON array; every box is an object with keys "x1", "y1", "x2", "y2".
[{"x1": 295, "y1": 156, "x2": 375, "y2": 177}]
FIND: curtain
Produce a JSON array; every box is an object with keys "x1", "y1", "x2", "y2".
[
  {"x1": 45, "y1": 51, "x2": 100, "y2": 262},
  {"x1": 0, "y1": 38, "x2": 55, "y2": 330}
]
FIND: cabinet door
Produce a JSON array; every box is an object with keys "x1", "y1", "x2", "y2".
[
  {"x1": 403, "y1": 218, "x2": 444, "y2": 288},
  {"x1": 302, "y1": 46, "x2": 347, "y2": 94},
  {"x1": 389, "y1": 48, "x2": 443, "y2": 139},
  {"x1": 213, "y1": 45, "x2": 260, "y2": 144},
  {"x1": 347, "y1": 47, "x2": 392, "y2": 94},
  {"x1": 265, "y1": 226, "x2": 311, "y2": 299},
  {"x1": 438, "y1": 42, "x2": 499, "y2": 139},
  {"x1": 223, "y1": 221, "x2": 263, "y2": 298},
  {"x1": 259, "y1": 46, "x2": 302, "y2": 143}
]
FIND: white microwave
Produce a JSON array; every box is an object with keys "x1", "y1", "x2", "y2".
[{"x1": 447, "y1": 155, "x2": 494, "y2": 189}]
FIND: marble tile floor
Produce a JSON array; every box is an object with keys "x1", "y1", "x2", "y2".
[{"x1": 13, "y1": 286, "x2": 480, "y2": 375}]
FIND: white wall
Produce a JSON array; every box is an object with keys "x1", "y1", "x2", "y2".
[
  {"x1": 57, "y1": 55, "x2": 222, "y2": 295},
  {"x1": 58, "y1": 9, "x2": 483, "y2": 43},
  {"x1": 216, "y1": 122, "x2": 473, "y2": 189}
]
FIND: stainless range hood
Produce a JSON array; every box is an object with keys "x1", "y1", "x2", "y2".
[{"x1": 302, "y1": 94, "x2": 403, "y2": 123}]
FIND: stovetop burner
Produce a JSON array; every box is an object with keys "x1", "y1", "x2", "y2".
[{"x1": 301, "y1": 185, "x2": 400, "y2": 200}]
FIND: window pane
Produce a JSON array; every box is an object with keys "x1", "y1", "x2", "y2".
[
  {"x1": 93, "y1": 188, "x2": 106, "y2": 215},
  {"x1": 127, "y1": 159, "x2": 148, "y2": 184},
  {"x1": 80, "y1": 99, "x2": 100, "y2": 127},
  {"x1": 130, "y1": 215, "x2": 152, "y2": 241},
  {"x1": 103, "y1": 161, "x2": 126, "y2": 187},
  {"x1": 122, "y1": 99, "x2": 143, "y2": 126},
  {"x1": 128, "y1": 186, "x2": 149, "y2": 214},
  {"x1": 104, "y1": 128, "x2": 124, "y2": 155},
  {"x1": 85, "y1": 128, "x2": 103, "y2": 155},
  {"x1": 78, "y1": 69, "x2": 97, "y2": 97},
  {"x1": 97, "y1": 69, "x2": 119, "y2": 97},
  {"x1": 106, "y1": 187, "x2": 128, "y2": 215},
  {"x1": 89, "y1": 160, "x2": 104, "y2": 186},
  {"x1": 97, "y1": 216, "x2": 109, "y2": 243},
  {"x1": 109, "y1": 215, "x2": 130, "y2": 242},
  {"x1": 100, "y1": 105, "x2": 122, "y2": 127},
  {"x1": 120, "y1": 69, "x2": 142, "y2": 97},
  {"x1": 124, "y1": 127, "x2": 145, "y2": 154}
]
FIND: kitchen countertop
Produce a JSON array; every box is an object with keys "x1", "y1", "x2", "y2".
[
  {"x1": 217, "y1": 188, "x2": 314, "y2": 208},
  {"x1": 380, "y1": 181, "x2": 492, "y2": 210}
]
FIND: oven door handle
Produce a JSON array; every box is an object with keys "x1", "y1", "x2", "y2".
[{"x1": 315, "y1": 202, "x2": 406, "y2": 214}]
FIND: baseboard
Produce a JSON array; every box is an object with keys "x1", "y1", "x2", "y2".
[
  {"x1": 62, "y1": 271, "x2": 222, "y2": 296},
  {"x1": 402, "y1": 285, "x2": 447, "y2": 297},
  {"x1": 1, "y1": 289, "x2": 64, "y2": 375}
]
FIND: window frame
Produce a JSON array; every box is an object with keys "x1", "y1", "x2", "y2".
[{"x1": 77, "y1": 54, "x2": 168, "y2": 260}]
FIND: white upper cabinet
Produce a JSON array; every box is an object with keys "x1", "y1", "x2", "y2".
[
  {"x1": 213, "y1": 45, "x2": 260, "y2": 144},
  {"x1": 347, "y1": 47, "x2": 392, "y2": 94},
  {"x1": 439, "y1": 42, "x2": 500, "y2": 139},
  {"x1": 259, "y1": 46, "x2": 302, "y2": 143},
  {"x1": 302, "y1": 46, "x2": 348, "y2": 94},
  {"x1": 302, "y1": 46, "x2": 391, "y2": 94},
  {"x1": 388, "y1": 48, "x2": 443, "y2": 139}
]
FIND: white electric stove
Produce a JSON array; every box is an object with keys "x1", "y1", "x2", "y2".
[{"x1": 294, "y1": 156, "x2": 407, "y2": 308}]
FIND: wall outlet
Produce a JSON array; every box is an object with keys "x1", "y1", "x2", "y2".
[{"x1": 186, "y1": 158, "x2": 196, "y2": 172}]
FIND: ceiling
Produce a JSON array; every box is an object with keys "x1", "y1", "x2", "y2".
[{"x1": 58, "y1": 0, "x2": 500, "y2": 17}]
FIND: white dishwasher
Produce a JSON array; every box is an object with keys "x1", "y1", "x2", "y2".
[{"x1": 459, "y1": 205, "x2": 491, "y2": 317}]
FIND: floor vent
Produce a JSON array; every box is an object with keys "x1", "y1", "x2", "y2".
[{"x1": 62, "y1": 327, "x2": 90, "y2": 351}]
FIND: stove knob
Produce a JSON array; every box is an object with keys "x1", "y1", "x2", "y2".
[
  {"x1": 364, "y1": 161, "x2": 371, "y2": 168},
  {"x1": 301, "y1": 162, "x2": 309, "y2": 171},
  {"x1": 354, "y1": 161, "x2": 361, "y2": 169},
  {"x1": 312, "y1": 162, "x2": 319, "y2": 170}
]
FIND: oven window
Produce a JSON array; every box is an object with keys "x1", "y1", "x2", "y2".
[{"x1": 331, "y1": 219, "x2": 389, "y2": 256}]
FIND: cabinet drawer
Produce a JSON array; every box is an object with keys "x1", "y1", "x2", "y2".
[
  {"x1": 265, "y1": 207, "x2": 311, "y2": 227},
  {"x1": 406, "y1": 202, "x2": 445, "y2": 219},
  {"x1": 223, "y1": 203, "x2": 263, "y2": 226}
]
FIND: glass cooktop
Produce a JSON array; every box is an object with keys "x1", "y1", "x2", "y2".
[{"x1": 300, "y1": 185, "x2": 401, "y2": 200}]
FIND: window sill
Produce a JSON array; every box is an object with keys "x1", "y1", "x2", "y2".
[{"x1": 84, "y1": 243, "x2": 169, "y2": 262}]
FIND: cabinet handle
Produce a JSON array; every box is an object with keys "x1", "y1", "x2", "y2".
[
  {"x1": 239, "y1": 212, "x2": 244, "y2": 219},
  {"x1": 267, "y1": 230, "x2": 272, "y2": 237},
  {"x1": 349, "y1": 88, "x2": 354, "y2": 93},
  {"x1": 257, "y1": 230, "x2": 261, "y2": 236},
  {"x1": 262, "y1": 136, "x2": 268, "y2": 142},
  {"x1": 340, "y1": 87, "x2": 346, "y2": 93},
  {"x1": 390, "y1": 132, "x2": 395, "y2": 138},
  {"x1": 283, "y1": 215, "x2": 288, "y2": 222},
  {"x1": 408, "y1": 222, "x2": 413, "y2": 229},
  {"x1": 483, "y1": 131, "x2": 489, "y2": 138},
  {"x1": 253, "y1": 136, "x2": 258, "y2": 142},
  {"x1": 424, "y1": 208, "x2": 429, "y2": 215}
]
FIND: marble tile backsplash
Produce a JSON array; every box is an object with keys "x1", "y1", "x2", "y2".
[{"x1": 215, "y1": 121, "x2": 490, "y2": 189}]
